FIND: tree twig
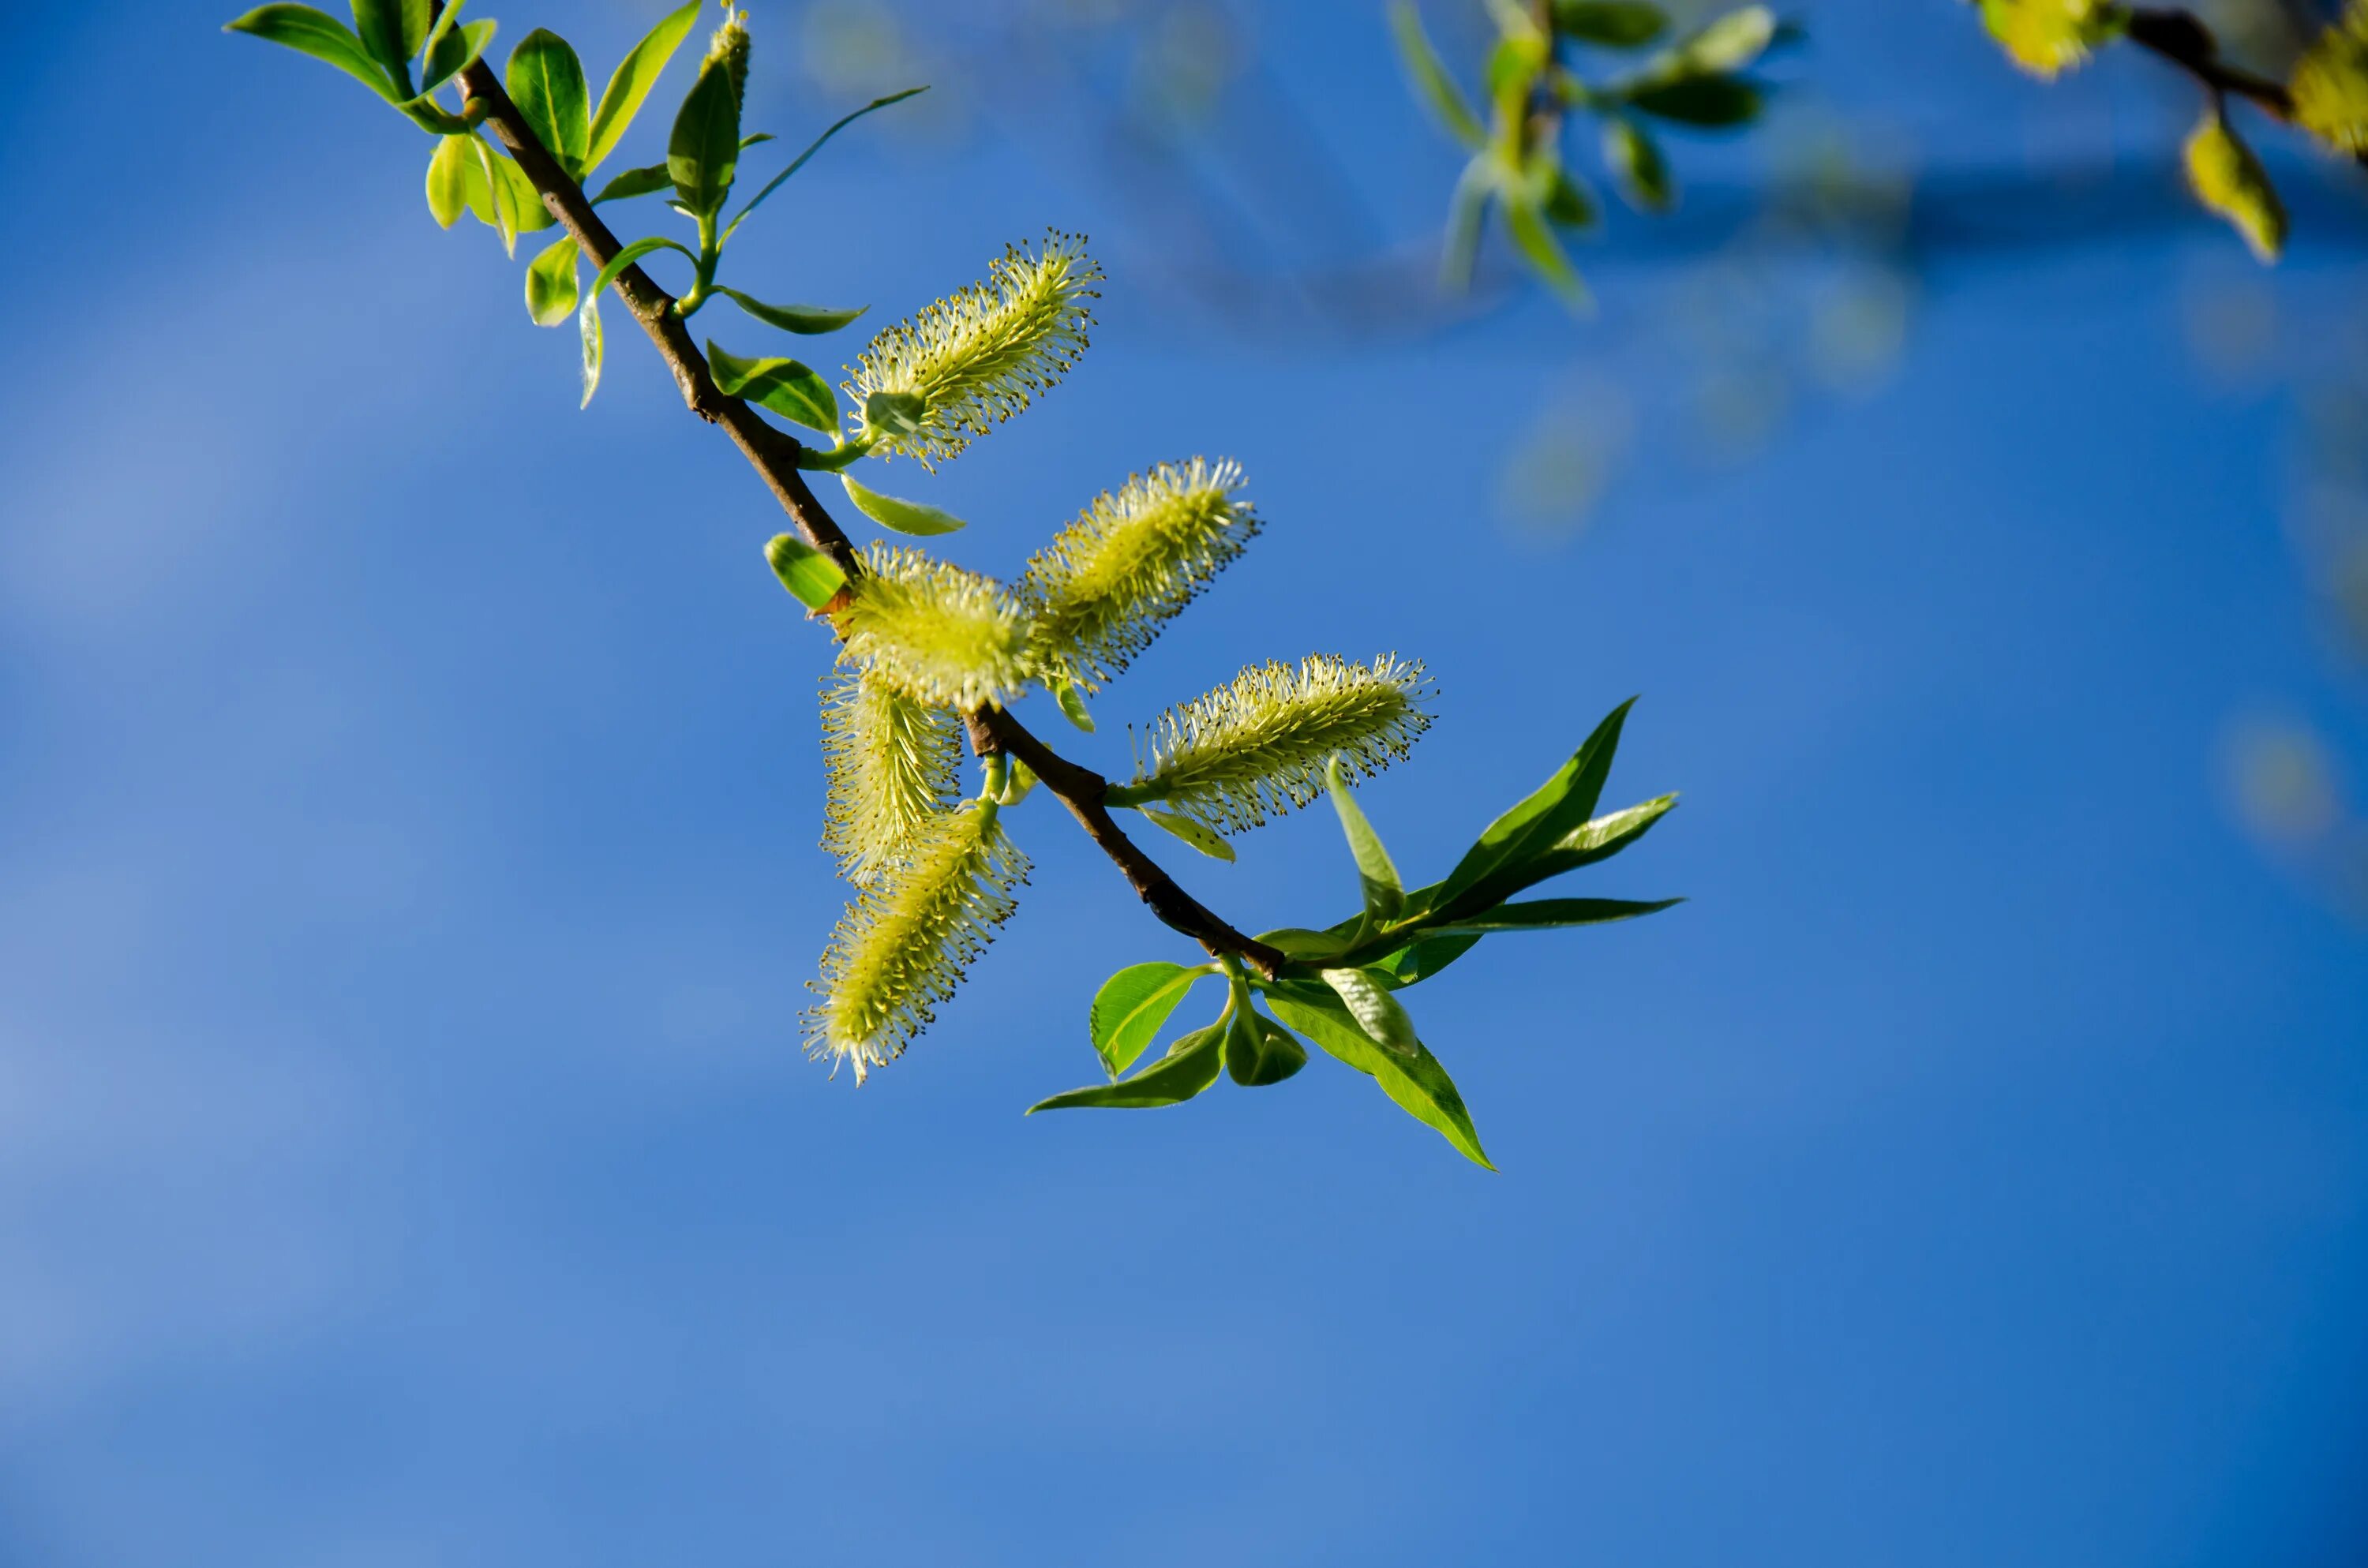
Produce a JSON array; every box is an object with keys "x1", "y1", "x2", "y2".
[
  {"x1": 454, "y1": 58, "x2": 1283, "y2": 979},
  {"x1": 2125, "y1": 6, "x2": 2368, "y2": 169}
]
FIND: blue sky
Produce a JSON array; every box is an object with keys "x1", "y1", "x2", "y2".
[{"x1": 3, "y1": 2, "x2": 2366, "y2": 1563}]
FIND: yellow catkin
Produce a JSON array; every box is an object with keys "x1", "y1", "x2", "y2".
[
  {"x1": 820, "y1": 668, "x2": 962, "y2": 885},
  {"x1": 832, "y1": 544, "x2": 1032, "y2": 710},
  {"x1": 2293, "y1": 2, "x2": 2368, "y2": 155},
  {"x1": 1979, "y1": 0, "x2": 2123, "y2": 79}
]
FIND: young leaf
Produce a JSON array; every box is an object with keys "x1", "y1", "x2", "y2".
[
  {"x1": 1433, "y1": 698, "x2": 1634, "y2": 917},
  {"x1": 576, "y1": 236, "x2": 697, "y2": 405},
  {"x1": 1504, "y1": 198, "x2": 1591, "y2": 310},
  {"x1": 1604, "y1": 116, "x2": 1674, "y2": 211},
  {"x1": 765, "y1": 533, "x2": 848, "y2": 611},
  {"x1": 1366, "y1": 933, "x2": 1482, "y2": 988},
  {"x1": 718, "y1": 289, "x2": 868, "y2": 335},
  {"x1": 584, "y1": 0, "x2": 701, "y2": 171},
  {"x1": 590, "y1": 163, "x2": 673, "y2": 204},
  {"x1": 506, "y1": 28, "x2": 590, "y2": 174},
  {"x1": 2291, "y1": 5, "x2": 2368, "y2": 155},
  {"x1": 351, "y1": 0, "x2": 431, "y2": 84},
  {"x1": 1327, "y1": 757, "x2": 1403, "y2": 919},
  {"x1": 1054, "y1": 678, "x2": 1096, "y2": 734},
  {"x1": 1088, "y1": 962, "x2": 1211, "y2": 1078},
  {"x1": 470, "y1": 136, "x2": 517, "y2": 256},
  {"x1": 586, "y1": 0, "x2": 703, "y2": 171},
  {"x1": 1441, "y1": 156, "x2": 1495, "y2": 291},
  {"x1": 1672, "y1": 6, "x2": 1777, "y2": 74},
  {"x1": 1319, "y1": 967, "x2": 1419, "y2": 1057},
  {"x1": 1028, "y1": 1021, "x2": 1226, "y2": 1111},
  {"x1": 224, "y1": 5, "x2": 400, "y2": 103},
  {"x1": 1542, "y1": 168, "x2": 1600, "y2": 228},
  {"x1": 524, "y1": 234, "x2": 580, "y2": 327},
  {"x1": 1552, "y1": 0, "x2": 1668, "y2": 47},
  {"x1": 1143, "y1": 809, "x2": 1237, "y2": 863},
  {"x1": 425, "y1": 133, "x2": 471, "y2": 226},
  {"x1": 1389, "y1": 1, "x2": 1486, "y2": 150},
  {"x1": 418, "y1": 15, "x2": 494, "y2": 97},
  {"x1": 1227, "y1": 1009, "x2": 1309, "y2": 1087},
  {"x1": 668, "y1": 51, "x2": 742, "y2": 218},
  {"x1": 706, "y1": 342, "x2": 840, "y2": 433},
  {"x1": 2183, "y1": 109, "x2": 2287, "y2": 264},
  {"x1": 998, "y1": 756, "x2": 1039, "y2": 806},
  {"x1": 839, "y1": 473, "x2": 967, "y2": 537},
  {"x1": 1627, "y1": 75, "x2": 1761, "y2": 126},
  {"x1": 1485, "y1": 791, "x2": 1680, "y2": 896},
  {"x1": 1266, "y1": 985, "x2": 1492, "y2": 1169},
  {"x1": 1430, "y1": 896, "x2": 1681, "y2": 933},
  {"x1": 862, "y1": 390, "x2": 927, "y2": 444},
  {"x1": 721, "y1": 88, "x2": 931, "y2": 243}
]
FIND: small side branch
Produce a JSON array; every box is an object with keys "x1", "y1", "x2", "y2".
[{"x1": 2125, "y1": 6, "x2": 2368, "y2": 169}]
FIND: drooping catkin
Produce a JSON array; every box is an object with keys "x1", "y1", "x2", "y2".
[
  {"x1": 1127, "y1": 654, "x2": 1433, "y2": 834},
  {"x1": 821, "y1": 668, "x2": 961, "y2": 885},
  {"x1": 845, "y1": 232, "x2": 1101, "y2": 468},
  {"x1": 806, "y1": 802, "x2": 1029, "y2": 1082},
  {"x1": 1020, "y1": 458, "x2": 1259, "y2": 692},
  {"x1": 832, "y1": 544, "x2": 1032, "y2": 710}
]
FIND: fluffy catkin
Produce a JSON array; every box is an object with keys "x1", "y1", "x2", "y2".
[
  {"x1": 2294, "y1": 2, "x2": 2368, "y2": 154},
  {"x1": 807, "y1": 803, "x2": 1029, "y2": 1082},
  {"x1": 1128, "y1": 654, "x2": 1433, "y2": 834},
  {"x1": 832, "y1": 544, "x2": 1033, "y2": 710},
  {"x1": 1977, "y1": 0, "x2": 2122, "y2": 77},
  {"x1": 1020, "y1": 458, "x2": 1259, "y2": 692},
  {"x1": 821, "y1": 668, "x2": 962, "y2": 885},
  {"x1": 846, "y1": 232, "x2": 1101, "y2": 468}
]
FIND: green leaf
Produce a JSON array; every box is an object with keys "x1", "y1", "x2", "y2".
[
  {"x1": 1433, "y1": 698, "x2": 1635, "y2": 918},
  {"x1": 1672, "y1": 6, "x2": 1776, "y2": 74},
  {"x1": 1267, "y1": 985, "x2": 1491, "y2": 1169},
  {"x1": 1504, "y1": 198, "x2": 1591, "y2": 310},
  {"x1": 1227, "y1": 1009, "x2": 1309, "y2": 1087},
  {"x1": 225, "y1": 6, "x2": 399, "y2": 102},
  {"x1": 718, "y1": 289, "x2": 868, "y2": 335},
  {"x1": 1441, "y1": 156, "x2": 1495, "y2": 291},
  {"x1": 524, "y1": 234, "x2": 580, "y2": 327},
  {"x1": 2183, "y1": 108, "x2": 2287, "y2": 264},
  {"x1": 470, "y1": 136, "x2": 517, "y2": 255},
  {"x1": 765, "y1": 533, "x2": 847, "y2": 611},
  {"x1": 418, "y1": 14, "x2": 493, "y2": 97},
  {"x1": 1366, "y1": 933, "x2": 1482, "y2": 987},
  {"x1": 351, "y1": 0, "x2": 430, "y2": 83},
  {"x1": 1028, "y1": 1022, "x2": 1226, "y2": 1112},
  {"x1": 1499, "y1": 791, "x2": 1679, "y2": 894},
  {"x1": 590, "y1": 163, "x2": 673, "y2": 204},
  {"x1": 997, "y1": 756, "x2": 1039, "y2": 806},
  {"x1": 1552, "y1": 1, "x2": 1668, "y2": 47},
  {"x1": 1326, "y1": 757, "x2": 1402, "y2": 919},
  {"x1": 506, "y1": 28, "x2": 590, "y2": 174},
  {"x1": 1542, "y1": 167, "x2": 1600, "y2": 228},
  {"x1": 863, "y1": 389, "x2": 927, "y2": 442},
  {"x1": 1054, "y1": 678, "x2": 1096, "y2": 734},
  {"x1": 586, "y1": 0, "x2": 703, "y2": 172},
  {"x1": 577, "y1": 236, "x2": 697, "y2": 405},
  {"x1": 1485, "y1": 29, "x2": 1553, "y2": 105},
  {"x1": 1257, "y1": 926, "x2": 1357, "y2": 964},
  {"x1": 1627, "y1": 75, "x2": 1761, "y2": 126},
  {"x1": 1319, "y1": 967, "x2": 1419, "y2": 1057},
  {"x1": 740, "y1": 132, "x2": 776, "y2": 150},
  {"x1": 425, "y1": 133, "x2": 471, "y2": 226},
  {"x1": 722, "y1": 87, "x2": 930, "y2": 243},
  {"x1": 1389, "y1": 2, "x2": 1486, "y2": 150},
  {"x1": 706, "y1": 342, "x2": 840, "y2": 434},
  {"x1": 1088, "y1": 962, "x2": 1212, "y2": 1078},
  {"x1": 668, "y1": 54, "x2": 742, "y2": 218},
  {"x1": 1603, "y1": 116, "x2": 1674, "y2": 211},
  {"x1": 839, "y1": 473, "x2": 966, "y2": 536},
  {"x1": 1430, "y1": 896, "x2": 1681, "y2": 933},
  {"x1": 1143, "y1": 809, "x2": 1236, "y2": 863}
]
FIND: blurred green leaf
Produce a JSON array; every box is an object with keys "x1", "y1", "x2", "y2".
[
  {"x1": 1628, "y1": 74, "x2": 1761, "y2": 125},
  {"x1": 1441, "y1": 156, "x2": 1495, "y2": 291},
  {"x1": 1227, "y1": 1009, "x2": 1309, "y2": 1087},
  {"x1": 668, "y1": 53, "x2": 742, "y2": 218},
  {"x1": 1029, "y1": 1022, "x2": 1226, "y2": 1111},
  {"x1": 1431, "y1": 896, "x2": 1681, "y2": 933},
  {"x1": 1319, "y1": 967, "x2": 1420, "y2": 1056},
  {"x1": 1389, "y1": 1, "x2": 1486, "y2": 149},
  {"x1": 707, "y1": 342, "x2": 840, "y2": 433},
  {"x1": 2184, "y1": 109, "x2": 2287, "y2": 263},
  {"x1": 839, "y1": 472, "x2": 966, "y2": 536},
  {"x1": 1672, "y1": 6, "x2": 1777, "y2": 73},
  {"x1": 1543, "y1": 167, "x2": 1601, "y2": 228},
  {"x1": 1267, "y1": 984, "x2": 1492, "y2": 1169},
  {"x1": 1552, "y1": 0, "x2": 1667, "y2": 47},
  {"x1": 1486, "y1": 28, "x2": 1553, "y2": 105},
  {"x1": 1504, "y1": 197, "x2": 1591, "y2": 309},
  {"x1": 764, "y1": 533, "x2": 847, "y2": 611},
  {"x1": 424, "y1": 133, "x2": 471, "y2": 226},
  {"x1": 722, "y1": 88, "x2": 930, "y2": 243},
  {"x1": 524, "y1": 234, "x2": 580, "y2": 327},
  {"x1": 1603, "y1": 116, "x2": 1674, "y2": 211},
  {"x1": 506, "y1": 28, "x2": 589, "y2": 174},
  {"x1": 586, "y1": 0, "x2": 702, "y2": 171},
  {"x1": 1327, "y1": 757, "x2": 1403, "y2": 919},
  {"x1": 1144, "y1": 809, "x2": 1236, "y2": 863},
  {"x1": 718, "y1": 289, "x2": 868, "y2": 335},
  {"x1": 1089, "y1": 962, "x2": 1211, "y2": 1078},
  {"x1": 225, "y1": 6, "x2": 399, "y2": 103}
]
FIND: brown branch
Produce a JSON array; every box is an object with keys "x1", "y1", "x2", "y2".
[
  {"x1": 2126, "y1": 7, "x2": 2368, "y2": 170},
  {"x1": 451, "y1": 58, "x2": 1282, "y2": 979}
]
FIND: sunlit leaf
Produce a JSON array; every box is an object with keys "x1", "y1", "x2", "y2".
[
  {"x1": 765, "y1": 533, "x2": 847, "y2": 611},
  {"x1": 1390, "y1": 1, "x2": 1486, "y2": 149},
  {"x1": 839, "y1": 472, "x2": 967, "y2": 536},
  {"x1": 1028, "y1": 1021, "x2": 1226, "y2": 1111},
  {"x1": 506, "y1": 28, "x2": 589, "y2": 174},
  {"x1": 524, "y1": 234, "x2": 580, "y2": 326},
  {"x1": 1267, "y1": 983, "x2": 1492, "y2": 1169},
  {"x1": 718, "y1": 289, "x2": 867, "y2": 335},
  {"x1": 225, "y1": 6, "x2": 399, "y2": 103},
  {"x1": 707, "y1": 342, "x2": 840, "y2": 433},
  {"x1": 1144, "y1": 809, "x2": 1237, "y2": 863},
  {"x1": 722, "y1": 88, "x2": 930, "y2": 243},
  {"x1": 1088, "y1": 962, "x2": 1212, "y2": 1077},
  {"x1": 1227, "y1": 1008, "x2": 1308, "y2": 1087},
  {"x1": 586, "y1": 0, "x2": 702, "y2": 171}
]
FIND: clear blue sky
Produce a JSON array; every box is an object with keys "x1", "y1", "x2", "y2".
[{"x1": 3, "y1": 2, "x2": 2365, "y2": 1563}]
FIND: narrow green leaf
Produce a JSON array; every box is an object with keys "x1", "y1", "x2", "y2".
[
  {"x1": 717, "y1": 288, "x2": 868, "y2": 335},
  {"x1": 740, "y1": 132, "x2": 776, "y2": 149},
  {"x1": 524, "y1": 234, "x2": 580, "y2": 327},
  {"x1": 668, "y1": 55, "x2": 742, "y2": 217},
  {"x1": 1485, "y1": 30, "x2": 1552, "y2": 105},
  {"x1": 1441, "y1": 156, "x2": 1495, "y2": 292},
  {"x1": 706, "y1": 342, "x2": 840, "y2": 434},
  {"x1": 425, "y1": 133, "x2": 471, "y2": 226},
  {"x1": 1431, "y1": 896, "x2": 1681, "y2": 933},
  {"x1": 998, "y1": 756, "x2": 1039, "y2": 806},
  {"x1": 1504, "y1": 197, "x2": 1591, "y2": 309},
  {"x1": 1604, "y1": 116, "x2": 1674, "y2": 211},
  {"x1": 1143, "y1": 809, "x2": 1237, "y2": 863},
  {"x1": 590, "y1": 163, "x2": 673, "y2": 204},
  {"x1": 765, "y1": 533, "x2": 847, "y2": 611},
  {"x1": 1671, "y1": 6, "x2": 1776, "y2": 74},
  {"x1": 586, "y1": 0, "x2": 702, "y2": 171},
  {"x1": 1627, "y1": 74, "x2": 1761, "y2": 125},
  {"x1": 506, "y1": 28, "x2": 590, "y2": 174},
  {"x1": 1028, "y1": 1022, "x2": 1226, "y2": 1112},
  {"x1": 1366, "y1": 933, "x2": 1482, "y2": 988},
  {"x1": 1088, "y1": 962, "x2": 1211, "y2": 1078},
  {"x1": 1478, "y1": 791, "x2": 1679, "y2": 900},
  {"x1": 351, "y1": 0, "x2": 429, "y2": 84},
  {"x1": 1256, "y1": 926, "x2": 1356, "y2": 964},
  {"x1": 1434, "y1": 698, "x2": 1635, "y2": 917},
  {"x1": 1389, "y1": 2, "x2": 1486, "y2": 150},
  {"x1": 1552, "y1": 0, "x2": 1667, "y2": 47},
  {"x1": 838, "y1": 473, "x2": 966, "y2": 536},
  {"x1": 1053, "y1": 679, "x2": 1096, "y2": 734},
  {"x1": 576, "y1": 236, "x2": 696, "y2": 405},
  {"x1": 1267, "y1": 985, "x2": 1492, "y2": 1169},
  {"x1": 2184, "y1": 108, "x2": 2287, "y2": 263},
  {"x1": 1327, "y1": 757, "x2": 1403, "y2": 919},
  {"x1": 721, "y1": 87, "x2": 929, "y2": 243},
  {"x1": 225, "y1": 5, "x2": 399, "y2": 102},
  {"x1": 1320, "y1": 967, "x2": 1419, "y2": 1057},
  {"x1": 1227, "y1": 1009, "x2": 1309, "y2": 1087}
]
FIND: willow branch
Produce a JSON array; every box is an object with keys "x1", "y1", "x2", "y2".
[
  {"x1": 2125, "y1": 7, "x2": 2368, "y2": 169},
  {"x1": 452, "y1": 59, "x2": 1283, "y2": 979}
]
